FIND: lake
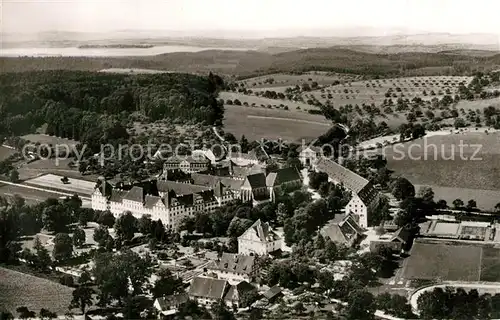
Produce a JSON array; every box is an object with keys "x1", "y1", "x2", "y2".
[{"x1": 0, "y1": 45, "x2": 253, "y2": 57}]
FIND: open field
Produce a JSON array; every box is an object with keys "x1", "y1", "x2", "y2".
[
  {"x1": 0, "y1": 145, "x2": 16, "y2": 161},
  {"x1": 0, "y1": 267, "x2": 74, "y2": 315},
  {"x1": 220, "y1": 91, "x2": 315, "y2": 111},
  {"x1": 382, "y1": 132, "x2": 500, "y2": 208},
  {"x1": 0, "y1": 183, "x2": 70, "y2": 205},
  {"x1": 24, "y1": 174, "x2": 96, "y2": 196},
  {"x1": 22, "y1": 134, "x2": 79, "y2": 147},
  {"x1": 401, "y1": 241, "x2": 500, "y2": 282},
  {"x1": 414, "y1": 185, "x2": 500, "y2": 211},
  {"x1": 224, "y1": 104, "x2": 331, "y2": 142}
]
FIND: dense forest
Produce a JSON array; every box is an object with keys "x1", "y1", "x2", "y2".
[{"x1": 0, "y1": 70, "x2": 224, "y2": 150}]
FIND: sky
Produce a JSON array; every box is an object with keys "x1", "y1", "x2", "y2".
[{"x1": 2, "y1": 0, "x2": 500, "y2": 37}]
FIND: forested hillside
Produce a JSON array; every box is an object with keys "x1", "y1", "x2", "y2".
[{"x1": 0, "y1": 71, "x2": 223, "y2": 150}]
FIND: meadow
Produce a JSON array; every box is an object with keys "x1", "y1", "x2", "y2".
[
  {"x1": 22, "y1": 134, "x2": 79, "y2": 147},
  {"x1": 237, "y1": 71, "x2": 360, "y2": 88},
  {"x1": 383, "y1": 131, "x2": 500, "y2": 209},
  {"x1": 0, "y1": 267, "x2": 74, "y2": 315},
  {"x1": 0, "y1": 145, "x2": 16, "y2": 161},
  {"x1": 24, "y1": 173, "x2": 97, "y2": 196},
  {"x1": 402, "y1": 241, "x2": 500, "y2": 282},
  {"x1": 223, "y1": 104, "x2": 331, "y2": 143},
  {"x1": 219, "y1": 91, "x2": 315, "y2": 111}
]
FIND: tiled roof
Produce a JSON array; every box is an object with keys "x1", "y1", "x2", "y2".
[
  {"x1": 315, "y1": 158, "x2": 369, "y2": 194},
  {"x1": 122, "y1": 186, "x2": 144, "y2": 203},
  {"x1": 165, "y1": 155, "x2": 210, "y2": 164},
  {"x1": 188, "y1": 277, "x2": 228, "y2": 300},
  {"x1": 207, "y1": 253, "x2": 255, "y2": 275},
  {"x1": 263, "y1": 285, "x2": 282, "y2": 300},
  {"x1": 240, "y1": 219, "x2": 280, "y2": 242},
  {"x1": 224, "y1": 281, "x2": 256, "y2": 302},
  {"x1": 190, "y1": 173, "x2": 243, "y2": 191},
  {"x1": 155, "y1": 293, "x2": 189, "y2": 310},
  {"x1": 245, "y1": 173, "x2": 267, "y2": 189},
  {"x1": 266, "y1": 167, "x2": 301, "y2": 187},
  {"x1": 157, "y1": 180, "x2": 211, "y2": 195},
  {"x1": 390, "y1": 227, "x2": 410, "y2": 243},
  {"x1": 144, "y1": 194, "x2": 163, "y2": 208},
  {"x1": 320, "y1": 214, "x2": 364, "y2": 245},
  {"x1": 315, "y1": 158, "x2": 378, "y2": 205},
  {"x1": 232, "y1": 164, "x2": 266, "y2": 179},
  {"x1": 109, "y1": 189, "x2": 129, "y2": 202}
]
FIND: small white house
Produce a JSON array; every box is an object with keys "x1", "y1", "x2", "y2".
[{"x1": 238, "y1": 219, "x2": 282, "y2": 255}]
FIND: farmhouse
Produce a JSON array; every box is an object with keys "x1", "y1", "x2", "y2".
[
  {"x1": 188, "y1": 276, "x2": 256, "y2": 308},
  {"x1": 91, "y1": 177, "x2": 237, "y2": 230},
  {"x1": 205, "y1": 253, "x2": 258, "y2": 284},
  {"x1": 238, "y1": 219, "x2": 282, "y2": 255},
  {"x1": 370, "y1": 227, "x2": 410, "y2": 253},
  {"x1": 314, "y1": 158, "x2": 380, "y2": 228},
  {"x1": 320, "y1": 214, "x2": 364, "y2": 247},
  {"x1": 153, "y1": 293, "x2": 189, "y2": 318}
]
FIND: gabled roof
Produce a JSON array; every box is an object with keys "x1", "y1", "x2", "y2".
[
  {"x1": 144, "y1": 194, "x2": 163, "y2": 209},
  {"x1": 122, "y1": 186, "x2": 144, "y2": 203},
  {"x1": 315, "y1": 158, "x2": 369, "y2": 194},
  {"x1": 316, "y1": 158, "x2": 379, "y2": 205},
  {"x1": 232, "y1": 164, "x2": 266, "y2": 179},
  {"x1": 188, "y1": 277, "x2": 228, "y2": 300},
  {"x1": 390, "y1": 227, "x2": 410, "y2": 244},
  {"x1": 155, "y1": 293, "x2": 189, "y2": 310},
  {"x1": 297, "y1": 145, "x2": 322, "y2": 153},
  {"x1": 263, "y1": 285, "x2": 283, "y2": 300},
  {"x1": 165, "y1": 155, "x2": 210, "y2": 164},
  {"x1": 240, "y1": 219, "x2": 280, "y2": 242},
  {"x1": 224, "y1": 281, "x2": 256, "y2": 302},
  {"x1": 244, "y1": 173, "x2": 267, "y2": 189},
  {"x1": 207, "y1": 253, "x2": 256, "y2": 275},
  {"x1": 157, "y1": 180, "x2": 211, "y2": 195},
  {"x1": 190, "y1": 173, "x2": 243, "y2": 191},
  {"x1": 320, "y1": 214, "x2": 364, "y2": 245},
  {"x1": 266, "y1": 167, "x2": 301, "y2": 187}
]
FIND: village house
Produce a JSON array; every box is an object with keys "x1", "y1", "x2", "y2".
[
  {"x1": 320, "y1": 213, "x2": 365, "y2": 247},
  {"x1": 314, "y1": 158, "x2": 381, "y2": 228},
  {"x1": 205, "y1": 253, "x2": 258, "y2": 284},
  {"x1": 153, "y1": 293, "x2": 189, "y2": 318},
  {"x1": 238, "y1": 219, "x2": 282, "y2": 255},
  {"x1": 188, "y1": 276, "x2": 256, "y2": 308},
  {"x1": 370, "y1": 227, "x2": 410, "y2": 253}
]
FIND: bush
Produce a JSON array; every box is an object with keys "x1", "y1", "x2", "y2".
[{"x1": 59, "y1": 274, "x2": 74, "y2": 287}]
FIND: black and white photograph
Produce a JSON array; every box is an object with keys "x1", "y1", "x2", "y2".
[{"x1": 1, "y1": 0, "x2": 500, "y2": 319}]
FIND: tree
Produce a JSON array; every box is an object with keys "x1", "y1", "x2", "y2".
[
  {"x1": 137, "y1": 215, "x2": 152, "y2": 235},
  {"x1": 53, "y1": 233, "x2": 73, "y2": 262},
  {"x1": 293, "y1": 302, "x2": 306, "y2": 314},
  {"x1": 93, "y1": 224, "x2": 110, "y2": 247},
  {"x1": 467, "y1": 199, "x2": 477, "y2": 211},
  {"x1": 114, "y1": 211, "x2": 137, "y2": 241},
  {"x1": 392, "y1": 177, "x2": 415, "y2": 200},
  {"x1": 39, "y1": 308, "x2": 57, "y2": 319},
  {"x1": 72, "y1": 227, "x2": 86, "y2": 248},
  {"x1": 96, "y1": 211, "x2": 115, "y2": 227},
  {"x1": 417, "y1": 186, "x2": 434, "y2": 203},
  {"x1": 0, "y1": 311, "x2": 14, "y2": 320},
  {"x1": 345, "y1": 290, "x2": 376, "y2": 320},
  {"x1": 33, "y1": 236, "x2": 52, "y2": 272},
  {"x1": 70, "y1": 271, "x2": 95, "y2": 315},
  {"x1": 453, "y1": 198, "x2": 464, "y2": 209},
  {"x1": 16, "y1": 307, "x2": 36, "y2": 320},
  {"x1": 212, "y1": 299, "x2": 236, "y2": 320},
  {"x1": 151, "y1": 269, "x2": 183, "y2": 299},
  {"x1": 9, "y1": 169, "x2": 19, "y2": 183}
]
